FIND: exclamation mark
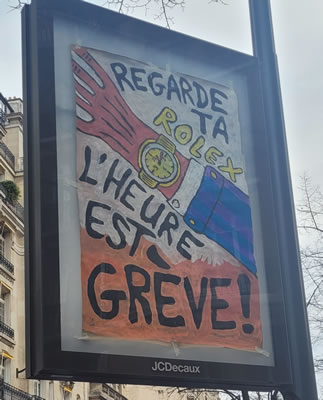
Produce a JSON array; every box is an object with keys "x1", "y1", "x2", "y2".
[{"x1": 237, "y1": 274, "x2": 254, "y2": 334}]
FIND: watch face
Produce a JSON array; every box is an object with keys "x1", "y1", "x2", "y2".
[{"x1": 141, "y1": 142, "x2": 179, "y2": 185}]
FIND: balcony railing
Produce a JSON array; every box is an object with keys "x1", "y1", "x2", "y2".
[
  {"x1": 0, "y1": 254, "x2": 14, "y2": 275},
  {"x1": 3, "y1": 200, "x2": 24, "y2": 223},
  {"x1": 0, "y1": 379, "x2": 45, "y2": 400},
  {"x1": 102, "y1": 384, "x2": 127, "y2": 400},
  {"x1": 0, "y1": 183, "x2": 24, "y2": 223},
  {"x1": 0, "y1": 111, "x2": 7, "y2": 129},
  {"x1": 0, "y1": 142, "x2": 14, "y2": 170},
  {"x1": 0, "y1": 320, "x2": 14, "y2": 339}
]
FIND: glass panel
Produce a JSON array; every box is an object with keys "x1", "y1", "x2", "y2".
[
  {"x1": 49, "y1": 381, "x2": 54, "y2": 400},
  {"x1": 0, "y1": 238, "x2": 4, "y2": 257},
  {"x1": 0, "y1": 301, "x2": 5, "y2": 323},
  {"x1": 3, "y1": 358, "x2": 10, "y2": 384}
]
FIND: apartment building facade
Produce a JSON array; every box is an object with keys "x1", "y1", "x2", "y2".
[
  {"x1": 0, "y1": 92, "x2": 28, "y2": 398},
  {"x1": 0, "y1": 93, "x2": 94, "y2": 400}
]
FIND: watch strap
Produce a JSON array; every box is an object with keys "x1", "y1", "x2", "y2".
[
  {"x1": 139, "y1": 170, "x2": 158, "y2": 188},
  {"x1": 157, "y1": 135, "x2": 176, "y2": 154}
]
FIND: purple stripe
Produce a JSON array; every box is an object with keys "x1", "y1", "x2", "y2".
[
  {"x1": 205, "y1": 219, "x2": 254, "y2": 262},
  {"x1": 212, "y1": 201, "x2": 254, "y2": 243},
  {"x1": 222, "y1": 175, "x2": 250, "y2": 205}
]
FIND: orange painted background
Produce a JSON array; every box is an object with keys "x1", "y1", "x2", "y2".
[{"x1": 81, "y1": 229, "x2": 262, "y2": 350}]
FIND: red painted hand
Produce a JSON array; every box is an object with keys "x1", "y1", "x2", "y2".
[{"x1": 71, "y1": 47, "x2": 156, "y2": 168}]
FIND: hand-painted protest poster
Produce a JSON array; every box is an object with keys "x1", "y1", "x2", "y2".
[{"x1": 71, "y1": 46, "x2": 262, "y2": 351}]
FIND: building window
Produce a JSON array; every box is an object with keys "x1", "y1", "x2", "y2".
[
  {"x1": 0, "y1": 352, "x2": 12, "y2": 383},
  {"x1": 0, "y1": 103, "x2": 8, "y2": 127},
  {"x1": 61, "y1": 382, "x2": 74, "y2": 399},
  {"x1": 62, "y1": 388, "x2": 72, "y2": 400},
  {"x1": 0, "y1": 100, "x2": 8, "y2": 114},
  {"x1": 0, "y1": 282, "x2": 10, "y2": 326},
  {"x1": 0, "y1": 299, "x2": 4, "y2": 324},
  {"x1": 49, "y1": 381, "x2": 54, "y2": 400},
  {"x1": 40, "y1": 380, "x2": 46, "y2": 398},
  {"x1": 0, "y1": 231, "x2": 11, "y2": 262},
  {"x1": 0, "y1": 237, "x2": 4, "y2": 258},
  {"x1": 34, "y1": 380, "x2": 41, "y2": 396}
]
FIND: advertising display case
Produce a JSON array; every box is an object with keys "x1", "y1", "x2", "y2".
[{"x1": 23, "y1": 0, "x2": 315, "y2": 397}]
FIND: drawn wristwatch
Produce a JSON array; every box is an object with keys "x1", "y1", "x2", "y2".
[{"x1": 138, "y1": 134, "x2": 181, "y2": 188}]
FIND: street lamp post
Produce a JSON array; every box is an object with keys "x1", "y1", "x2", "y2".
[{"x1": 248, "y1": 1, "x2": 318, "y2": 399}]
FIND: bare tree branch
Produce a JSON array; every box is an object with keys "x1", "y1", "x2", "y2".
[
  {"x1": 210, "y1": 0, "x2": 228, "y2": 5},
  {"x1": 7, "y1": 0, "x2": 29, "y2": 11},
  {"x1": 296, "y1": 174, "x2": 323, "y2": 380}
]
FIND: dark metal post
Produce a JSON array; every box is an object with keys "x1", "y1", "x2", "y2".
[
  {"x1": 241, "y1": 390, "x2": 250, "y2": 400},
  {"x1": 248, "y1": 1, "x2": 318, "y2": 399}
]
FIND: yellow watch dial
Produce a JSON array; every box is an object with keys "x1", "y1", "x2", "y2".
[
  {"x1": 138, "y1": 138, "x2": 180, "y2": 187},
  {"x1": 145, "y1": 148, "x2": 175, "y2": 180}
]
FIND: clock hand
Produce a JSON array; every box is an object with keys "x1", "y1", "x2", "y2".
[{"x1": 158, "y1": 151, "x2": 164, "y2": 165}]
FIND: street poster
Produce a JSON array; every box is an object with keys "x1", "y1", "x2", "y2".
[{"x1": 71, "y1": 46, "x2": 262, "y2": 351}]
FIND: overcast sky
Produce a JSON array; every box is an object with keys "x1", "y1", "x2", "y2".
[
  {"x1": 0, "y1": 0, "x2": 322, "y2": 394},
  {"x1": 0, "y1": 0, "x2": 322, "y2": 198}
]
